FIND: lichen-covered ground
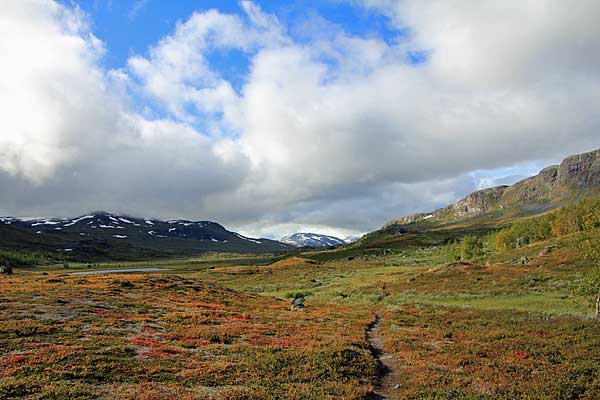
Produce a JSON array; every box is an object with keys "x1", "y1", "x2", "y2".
[
  {"x1": 0, "y1": 274, "x2": 375, "y2": 399},
  {"x1": 3, "y1": 230, "x2": 600, "y2": 399}
]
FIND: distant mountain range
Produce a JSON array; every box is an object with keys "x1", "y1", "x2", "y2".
[
  {"x1": 384, "y1": 148, "x2": 600, "y2": 229},
  {"x1": 280, "y1": 233, "x2": 359, "y2": 248},
  {"x1": 0, "y1": 212, "x2": 291, "y2": 261}
]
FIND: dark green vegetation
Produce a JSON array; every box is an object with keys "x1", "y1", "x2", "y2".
[{"x1": 431, "y1": 196, "x2": 600, "y2": 261}]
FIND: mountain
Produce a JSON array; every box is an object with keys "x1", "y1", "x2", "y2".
[
  {"x1": 384, "y1": 148, "x2": 600, "y2": 229},
  {"x1": 0, "y1": 212, "x2": 291, "y2": 262},
  {"x1": 343, "y1": 236, "x2": 361, "y2": 244},
  {"x1": 280, "y1": 233, "x2": 350, "y2": 248}
]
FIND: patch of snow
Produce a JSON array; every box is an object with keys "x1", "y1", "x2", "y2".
[
  {"x1": 235, "y1": 233, "x2": 261, "y2": 244},
  {"x1": 168, "y1": 228, "x2": 176, "y2": 232},
  {"x1": 118, "y1": 218, "x2": 134, "y2": 224},
  {"x1": 64, "y1": 215, "x2": 94, "y2": 227},
  {"x1": 113, "y1": 235, "x2": 127, "y2": 239},
  {"x1": 31, "y1": 220, "x2": 60, "y2": 226},
  {"x1": 423, "y1": 214, "x2": 434, "y2": 220}
]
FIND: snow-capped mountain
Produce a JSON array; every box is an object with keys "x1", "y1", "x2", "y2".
[
  {"x1": 280, "y1": 233, "x2": 351, "y2": 248},
  {"x1": 0, "y1": 212, "x2": 291, "y2": 259},
  {"x1": 342, "y1": 236, "x2": 361, "y2": 244}
]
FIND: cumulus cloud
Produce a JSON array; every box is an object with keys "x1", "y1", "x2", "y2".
[
  {"x1": 0, "y1": 0, "x2": 249, "y2": 220},
  {"x1": 1, "y1": 0, "x2": 599, "y2": 238}
]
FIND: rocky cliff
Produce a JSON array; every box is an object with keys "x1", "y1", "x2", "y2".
[{"x1": 384, "y1": 149, "x2": 600, "y2": 228}]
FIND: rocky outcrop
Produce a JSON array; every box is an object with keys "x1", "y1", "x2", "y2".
[
  {"x1": 0, "y1": 265, "x2": 13, "y2": 275},
  {"x1": 555, "y1": 150, "x2": 600, "y2": 195},
  {"x1": 442, "y1": 186, "x2": 508, "y2": 217},
  {"x1": 384, "y1": 186, "x2": 508, "y2": 228},
  {"x1": 383, "y1": 213, "x2": 431, "y2": 228},
  {"x1": 504, "y1": 149, "x2": 600, "y2": 205},
  {"x1": 384, "y1": 149, "x2": 600, "y2": 228},
  {"x1": 501, "y1": 165, "x2": 558, "y2": 204}
]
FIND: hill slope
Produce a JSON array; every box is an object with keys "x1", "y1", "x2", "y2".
[{"x1": 384, "y1": 148, "x2": 600, "y2": 229}]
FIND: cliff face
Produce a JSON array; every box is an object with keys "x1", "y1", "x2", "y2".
[
  {"x1": 384, "y1": 149, "x2": 600, "y2": 228},
  {"x1": 500, "y1": 165, "x2": 558, "y2": 205},
  {"x1": 555, "y1": 150, "x2": 600, "y2": 192}
]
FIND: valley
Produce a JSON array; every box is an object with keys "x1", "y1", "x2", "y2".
[
  {"x1": 2, "y1": 149, "x2": 600, "y2": 399},
  {"x1": 4, "y1": 2, "x2": 600, "y2": 398},
  {"x1": 3, "y1": 218, "x2": 600, "y2": 399}
]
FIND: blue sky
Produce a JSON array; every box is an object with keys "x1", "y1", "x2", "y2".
[{"x1": 69, "y1": 0, "x2": 404, "y2": 76}]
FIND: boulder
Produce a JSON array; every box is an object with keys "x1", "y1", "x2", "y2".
[
  {"x1": 0, "y1": 265, "x2": 13, "y2": 275},
  {"x1": 518, "y1": 256, "x2": 532, "y2": 265},
  {"x1": 539, "y1": 246, "x2": 555, "y2": 256},
  {"x1": 291, "y1": 293, "x2": 305, "y2": 311},
  {"x1": 515, "y1": 237, "x2": 527, "y2": 249},
  {"x1": 116, "y1": 280, "x2": 134, "y2": 288}
]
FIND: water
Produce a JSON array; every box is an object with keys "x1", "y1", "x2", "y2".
[{"x1": 70, "y1": 268, "x2": 169, "y2": 276}]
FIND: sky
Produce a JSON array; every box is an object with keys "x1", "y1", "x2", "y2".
[{"x1": 1, "y1": 0, "x2": 599, "y2": 239}]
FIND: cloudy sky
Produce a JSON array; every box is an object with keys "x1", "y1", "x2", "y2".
[{"x1": 1, "y1": 0, "x2": 599, "y2": 239}]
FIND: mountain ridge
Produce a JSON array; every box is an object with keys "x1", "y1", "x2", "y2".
[
  {"x1": 0, "y1": 211, "x2": 291, "y2": 262},
  {"x1": 384, "y1": 148, "x2": 600, "y2": 229}
]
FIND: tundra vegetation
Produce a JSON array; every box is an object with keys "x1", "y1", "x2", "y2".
[{"x1": 3, "y1": 197, "x2": 600, "y2": 398}]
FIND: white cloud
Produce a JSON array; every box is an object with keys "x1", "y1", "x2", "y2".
[
  {"x1": 354, "y1": 0, "x2": 600, "y2": 86},
  {"x1": 0, "y1": 0, "x2": 249, "y2": 220},
  {"x1": 0, "y1": 0, "x2": 107, "y2": 181},
  {"x1": 126, "y1": 4, "x2": 287, "y2": 126},
  {"x1": 1, "y1": 0, "x2": 600, "y2": 238}
]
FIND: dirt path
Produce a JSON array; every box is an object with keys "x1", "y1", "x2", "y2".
[{"x1": 366, "y1": 311, "x2": 401, "y2": 399}]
